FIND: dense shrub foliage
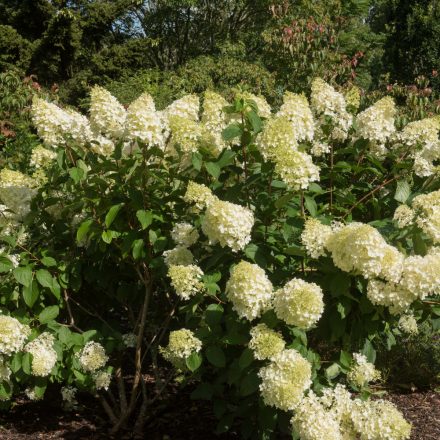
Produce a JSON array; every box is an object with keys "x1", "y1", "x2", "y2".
[{"x1": 0, "y1": 79, "x2": 439, "y2": 439}]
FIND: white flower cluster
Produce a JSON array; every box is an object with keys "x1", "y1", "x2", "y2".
[
  {"x1": 30, "y1": 145, "x2": 57, "y2": 169},
  {"x1": 301, "y1": 218, "x2": 333, "y2": 258},
  {"x1": 356, "y1": 96, "x2": 396, "y2": 157},
  {"x1": 164, "y1": 94, "x2": 200, "y2": 121},
  {"x1": 126, "y1": 92, "x2": 166, "y2": 148},
  {"x1": 291, "y1": 384, "x2": 411, "y2": 440},
  {"x1": 225, "y1": 261, "x2": 273, "y2": 321},
  {"x1": 202, "y1": 198, "x2": 254, "y2": 252},
  {"x1": 393, "y1": 205, "x2": 415, "y2": 229},
  {"x1": 347, "y1": 353, "x2": 381, "y2": 388},
  {"x1": 248, "y1": 323, "x2": 285, "y2": 360},
  {"x1": 77, "y1": 341, "x2": 108, "y2": 373},
  {"x1": 24, "y1": 332, "x2": 57, "y2": 377},
  {"x1": 163, "y1": 246, "x2": 194, "y2": 267},
  {"x1": 160, "y1": 328, "x2": 202, "y2": 370},
  {"x1": 94, "y1": 370, "x2": 112, "y2": 391},
  {"x1": 398, "y1": 314, "x2": 418, "y2": 335},
  {"x1": 171, "y1": 222, "x2": 199, "y2": 247},
  {"x1": 61, "y1": 386, "x2": 78, "y2": 410},
  {"x1": 258, "y1": 348, "x2": 312, "y2": 411},
  {"x1": 0, "y1": 169, "x2": 38, "y2": 219},
  {"x1": 0, "y1": 315, "x2": 31, "y2": 355},
  {"x1": 90, "y1": 85, "x2": 126, "y2": 139},
  {"x1": 168, "y1": 264, "x2": 204, "y2": 299},
  {"x1": 399, "y1": 117, "x2": 440, "y2": 177},
  {"x1": 238, "y1": 91, "x2": 272, "y2": 119},
  {"x1": 410, "y1": 189, "x2": 440, "y2": 243},
  {"x1": 183, "y1": 181, "x2": 215, "y2": 211},
  {"x1": 273, "y1": 278, "x2": 324, "y2": 329},
  {"x1": 310, "y1": 78, "x2": 352, "y2": 138}
]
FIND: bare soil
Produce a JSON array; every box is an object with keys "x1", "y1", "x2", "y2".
[{"x1": 0, "y1": 388, "x2": 438, "y2": 439}]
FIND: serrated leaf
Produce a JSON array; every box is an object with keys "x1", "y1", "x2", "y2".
[
  {"x1": 36, "y1": 269, "x2": 53, "y2": 289},
  {"x1": 0, "y1": 256, "x2": 13, "y2": 273},
  {"x1": 191, "y1": 152, "x2": 203, "y2": 171},
  {"x1": 39, "y1": 305, "x2": 59, "y2": 324},
  {"x1": 13, "y1": 266, "x2": 33, "y2": 287},
  {"x1": 136, "y1": 210, "x2": 153, "y2": 230},
  {"x1": 394, "y1": 180, "x2": 411, "y2": 203},
  {"x1": 205, "y1": 162, "x2": 221, "y2": 179},
  {"x1": 206, "y1": 346, "x2": 226, "y2": 368},
  {"x1": 41, "y1": 257, "x2": 57, "y2": 267},
  {"x1": 105, "y1": 203, "x2": 124, "y2": 228}
]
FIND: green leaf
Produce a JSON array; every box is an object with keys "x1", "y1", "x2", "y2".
[
  {"x1": 41, "y1": 257, "x2": 57, "y2": 267},
  {"x1": 191, "y1": 152, "x2": 203, "y2": 171},
  {"x1": 13, "y1": 266, "x2": 33, "y2": 287},
  {"x1": 247, "y1": 109, "x2": 262, "y2": 133},
  {"x1": 101, "y1": 230, "x2": 121, "y2": 244},
  {"x1": 69, "y1": 167, "x2": 84, "y2": 183},
  {"x1": 205, "y1": 304, "x2": 224, "y2": 327},
  {"x1": 240, "y1": 372, "x2": 260, "y2": 396},
  {"x1": 190, "y1": 383, "x2": 213, "y2": 400},
  {"x1": 22, "y1": 352, "x2": 32, "y2": 375},
  {"x1": 361, "y1": 339, "x2": 376, "y2": 363},
  {"x1": 23, "y1": 280, "x2": 39, "y2": 308},
  {"x1": 105, "y1": 203, "x2": 124, "y2": 228},
  {"x1": 275, "y1": 192, "x2": 294, "y2": 209},
  {"x1": 304, "y1": 196, "x2": 317, "y2": 217},
  {"x1": 394, "y1": 180, "x2": 411, "y2": 203},
  {"x1": 132, "y1": 239, "x2": 145, "y2": 260},
  {"x1": 39, "y1": 305, "x2": 59, "y2": 324},
  {"x1": 76, "y1": 219, "x2": 93, "y2": 243},
  {"x1": 238, "y1": 348, "x2": 254, "y2": 370},
  {"x1": 0, "y1": 256, "x2": 13, "y2": 273},
  {"x1": 339, "y1": 350, "x2": 352, "y2": 368},
  {"x1": 36, "y1": 269, "x2": 53, "y2": 289},
  {"x1": 186, "y1": 352, "x2": 202, "y2": 372},
  {"x1": 136, "y1": 210, "x2": 153, "y2": 230},
  {"x1": 325, "y1": 363, "x2": 341, "y2": 380},
  {"x1": 206, "y1": 346, "x2": 226, "y2": 368},
  {"x1": 222, "y1": 123, "x2": 242, "y2": 141},
  {"x1": 205, "y1": 162, "x2": 221, "y2": 179}
]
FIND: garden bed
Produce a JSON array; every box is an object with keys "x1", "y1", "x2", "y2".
[{"x1": 0, "y1": 389, "x2": 438, "y2": 439}]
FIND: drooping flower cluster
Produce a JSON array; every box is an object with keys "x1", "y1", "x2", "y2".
[
  {"x1": 347, "y1": 353, "x2": 381, "y2": 388},
  {"x1": 398, "y1": 314, "x2": 418, "y2": 335},
  {"x1": 160, "y1": 328, "x2": 202, "y2": 370},
  {"x1": 201, "y1": 198, "x2": 254, "y2": 252},
  {"x1": 77, "y1": 341, "x2": 108, "y2": 373},
  {"x1": 258, "y1": 349, "x2": 312, "y2": 411},
  {"x1": 183, "y1": 181, "x2": 215, "y2": 211},
  {"x1": 301, "y1": 218, "x2": 333, "y2": 258},
  {"x1": 345, "y1": 86, "x2": 361, "y2": 111},
  {"x1": 89, "y1": 85, "x2": 126, "y2": 139},
  {"x1": 0, "y1": 315, "x2": 31, "y2": 355},
  {"x1": 163, "y1": 246, "x2": 194, "y2": 267},
  {"x1": 393, "y1": 205, "x2": 415, "y2": 229},
  {"x1": 273, "y1": 278, "x2": 324, "y2": 329},
  {"x1": 238, "y1": 91, "x2": 272, "y2": 119},
  {"x1": 24, "y1": 332, "x2": 57, "y2": 377},
  {"x1": 225, "y1": 261, "x2": 273, "y2": 321},
  {"x1": 168, "y1": 264, "x2": 204, "y2": 299},
  {"x1": 164, "y1": 94, "x2": 200, "y2": 121},
  {"x1": 410, "y1": 189, "x2": 440, "y2": 243},
  {"x1": 356, "y1": 97, "x2": 396, "y2": 157},
  {"x1": 248, "y1": 323, "x2": 285, "y2": 360}
]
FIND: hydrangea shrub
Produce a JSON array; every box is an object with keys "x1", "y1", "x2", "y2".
[{"x1": 0, "y1": 80, "x2": 439, "y2": 438}]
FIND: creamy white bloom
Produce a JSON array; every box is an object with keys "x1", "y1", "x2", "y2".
[
  {"x1": 258, "y1": 349, "x2": 312, "y2": 411},
  {"x1": 183, "y1": 181, "x2": 216, "y2": 211},
  {"x1": 291, "y1": 392, "x2": 343, "y2": 440},
  {"x1": 163, "y1": 246, "x2": 194, "y2": 267},
  {"x1": 77, "y1": 341, "x2": 108, "y2": 373},
  {"x1": 168, "y1": 115, "x2": 203, "y2": 154},
  {"x1": 347, "y1": 353, "x2": 380, "y2": 388},
  {"x1": 393, "y1": 205, "x2": 415, "y2": 228},
  {"x1": 0, "y1": 315, "x2": 31, "y2": 355},
  {"x1": 273, "y1": 278, "x2": 324, "y2": 329},
  {"x1": 24, "y1": 332, "x2": 57, "y2": 377},
  {"x1": 168, "y1": 264, "x2": 204, "y2": 300},
  {"x1": 225, "y1": 261, "x2": 273, "y2": 321},
  {"x1": 160, "y1": 328, "x2": 202, "y2": 370},
  {"x1": 61, "y1": 386, "x2": 78, "y2": 409},
  {"x1": 398, "y1": 314, "x2": 418, "y2": 335},
  {"x1": 301, "y1": 218, "x2": 333, "y2": 258},
  {"x1": 94, "y1": 370, "x2": 111, "y2": 390},
  {"x1": 248, "y1": 323, "x2": 285, "y2": 360},
  {"x1": 238, "y1": 91, "x2": 272, "y2": 119},
  {"x1": 277, "y1": 92, "x2": 314, "y2": 142},
  {"x1": 202, "y1": 198, "x2": 254, "y2": 252},
  {"x1": 30, "y1": 146, "x2": 57, "y2": 169},
  {"x1": 126, "y1": 92, "x2": 166, "y2": 148},
  {"x1": 356, "y1": 97, "x2": 396, "y2": 157},
  {"x1": 311, "y1": 141, "x2": 331, "y2": 157},
  {"x1": 171, "y1": 222, "x2": 199, "y2": 247},
  {"x1": 164, "y1": 94, "x2": 200, "y2": 121},
  {"x1": 89, "y1": 86, "x2": 126, "y2": 139},
  {"x1": 257, "y1": 116, "x2": 297, "y2": 160}
]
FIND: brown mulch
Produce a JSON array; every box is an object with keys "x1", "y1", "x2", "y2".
[{"x1": 0, "y1": 389, "x2": 438, "y2": 439}]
